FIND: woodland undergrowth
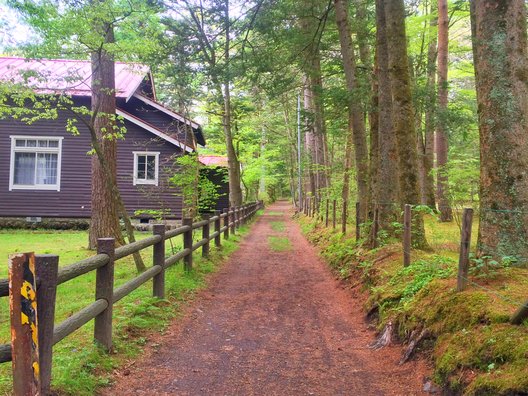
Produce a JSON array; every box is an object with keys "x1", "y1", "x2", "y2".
[{"x1": 298, "y1": 214, "x2": 528, "y2": 396}]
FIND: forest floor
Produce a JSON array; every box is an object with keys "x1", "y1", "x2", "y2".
[{"x1": 104, "y1": 201, "x2": 429, "y2": 395}]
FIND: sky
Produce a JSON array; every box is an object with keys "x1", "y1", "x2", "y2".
[{"x1": 0, "y1": 1, "x2": 33, "y2": 53}]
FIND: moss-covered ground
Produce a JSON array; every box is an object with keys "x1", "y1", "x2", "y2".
[
  {"x1": 0, "y1": 216, "x2": 260, "y2": 395},
  {"x1": 298, "y1": 213, "x2": 528, "y2": 396}
]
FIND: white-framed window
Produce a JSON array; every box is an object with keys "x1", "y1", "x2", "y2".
[
  {"x1": 133, "y1": 151, "x2": 159, "y2": 186},
  {"x1": 9, "y1": 136, "x2": 63, "y2": 191}
]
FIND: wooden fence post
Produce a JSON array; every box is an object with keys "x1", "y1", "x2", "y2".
[
  {"x1": 230, "y1": 207, "x2": 236, "y2": 234},
  {"x1": 35, "y1": 254, "x2": 59, "y2": 395},
  {"x1": 372, "y1": 207, "x2": 379, "y2": 249},
  {"x1": 355, "y1": 202, "x2": 360, "y2": 241},
  {"x1": 403, "y1": 205, "x2": 412, "y2": 267},
  {"x1": 202, "y1": 214, "x2": 211, "y2": 258},
  {"x1": 183, "y1": 218, "x2": 193, "y2": 271},
  {"x1": 325, "y1": 199, "x2": 329, "y2": 227},
  {"x1": 9, "y1": 252, "x2": 40, "y2": 395},
  {"x1": 223, "y1": 208, "x2": 229, "y2": 240},
  {"x1": 153, "y1": 224, "x2": 165, "y2": 299},
  {"x1": 342, "y1": 200, "x2": 347, "y2": 234},
  {"x1": 94, "y1": 238, "x2": 115, "y2": 351},
  {"x1": 214, "y1": 210, "x2": 221, "y2": 247},
  {"x1": 235, "y1": 207, "x2": 240, "y2": 230},
  {"x1": 333, "y1": 199, "x2": 336, "y2": 229},
  {"x1": 457, "y1": 208, "x2": 473, "y2": 292}
]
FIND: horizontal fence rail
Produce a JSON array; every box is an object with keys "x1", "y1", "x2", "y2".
[
  {"x1": 298, "y1": 194, "x2": 528, "y2": 326},
  {"x1": 1, "y1": 201, "x2": 263, "y2": 395}
]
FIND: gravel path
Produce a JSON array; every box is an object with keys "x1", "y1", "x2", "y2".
[{"x1": 104, "y1": 201, "x2": 428, "y2": 395}]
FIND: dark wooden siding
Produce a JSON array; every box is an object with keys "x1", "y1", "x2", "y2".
[
  {"x1": 0, "y1": 101, "x2": 186, "y2": 219},
  {"x1": 201, "y1": 167, "x2": 229, "y2": 212}
]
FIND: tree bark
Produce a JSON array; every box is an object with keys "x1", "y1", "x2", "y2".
[
  {"x1": 383, "y1": 0, "x2": 428, "y2": 249},
  {"x1": 471, "y1": 0, "x2": 528, "y2": 261},
  {"x1": 223, "y1": 0, "x2": 243, "y2": 207},
  {"x1": 335, "y1": 0, "x2": 369, "y2": 223},
  {"x1": 423, "y1": 8, "x2": 437, "y2": 209},
  {"x1": 375, "y1": 0, "x2": 400, "y2": 229},
  {"x1": 89, "y1": 24, "x2": 123, "y2": 250},
  {"x1": 436, "y1": 0, "x2": 452, "y2": 221}
]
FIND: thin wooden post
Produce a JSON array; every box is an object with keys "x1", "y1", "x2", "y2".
[
  {"x1": 372, "y1": 207, "x2": 380, "y2": 249},
  {"x1": 230, "y1": 207, "x2": 236, "y2": 234},
  {"x1": 35, "y1": 254, "x2": 59, "y2": 395},
  {"x1": 183, "y1": 218, "x2": 193, "y2": 271},
  {"x1": 223, "y1": 208, "x2": 230, "y2": 239},
  {"x1": 235, "y1": 207, "x2": 240, "y2": 230},
  {"x1": 355, "y1": 202, "x2": 361, "y2": 241},
  {"x1": 325, "y1": 199, "x2": 329, "y2": 227},
  {"x1": 403, "y1": 204, "x2": 412, "y2": 267},
  {"x1": 457, "y1": 208, "x2": 474, "y2": 292},
  {"x1": 153, "y1": 224, "x2": 165, "y2": 299},
  {"x1": 202, "y1": 214, "x2": 211, "y2": 258},
  {"x1": 342, "y1": 200, "x2": 347, "y2": 234},
  {"x1": 333, "y1": 199, "x2": 336, "y2": 229},
  {"x1": 214, "y1": 210, "x2": 221, "y2": 247},
  {"x1": 95, "y1": 238, "x2": 115, "y2": 351},
  {"x1": 9, "y1": 252, "x2": 40, "y2": 395}
]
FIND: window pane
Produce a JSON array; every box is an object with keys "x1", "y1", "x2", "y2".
[
  {"x1": 14, "y1": 153, "x2": 36, "y2": 185},
  {"x1": 15, "y1": 140, "x2": 26, "y2": 147},
  {"x1": 36, "y1": 153, "x2": 58, "y2": 185},
  {"x1": 48, "y1": 140, "x2": 59, "y2": 148},
  {"x1": 26, "y1": 140, "x2": 37, "y2": 147},
  {"x1": 146, "y1": 156, "x2": 156, "y2": 179},
  {"x1": 137, "y1": 155, "x2": 146, "y2": 179},
  {"x1": 38, "y1": 140, "x2": 48, "y2": 147}
]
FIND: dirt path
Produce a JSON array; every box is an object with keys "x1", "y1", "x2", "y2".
[{"x1": 105, "y1": 201, "x2": 429, "y2": 395}]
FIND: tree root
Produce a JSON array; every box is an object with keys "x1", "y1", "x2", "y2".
[
  {"x1": 399, "y1": 328, "x2": 431, "y2": 364},
  {"x1": 369, "y1": 320, "x2": 394, "y2": 350}
]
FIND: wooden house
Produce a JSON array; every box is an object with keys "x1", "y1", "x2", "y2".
[{"x1": 0, "y1": 57, "x2": 206, "y2": 224}]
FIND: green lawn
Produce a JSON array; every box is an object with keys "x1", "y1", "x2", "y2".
[{"x1": 0, "y1": 224, "x2": 251, "y2": 395}]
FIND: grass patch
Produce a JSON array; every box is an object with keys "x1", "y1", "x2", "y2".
[
  {"x1": 268, "y1": 236, "x2": 291, "y2": 251},
  {"x1": 297, "y1": 213, "x2": 528, "y2": 395},
  {"x1": 0, "y1": 219, "x2": 258, "y2": 395},
  {"x1": 270, "y1": 221, "x2": 286, "y2": 232},
  {"x1": 266, "y1": 211, "x2": 283, "y2": 216}
]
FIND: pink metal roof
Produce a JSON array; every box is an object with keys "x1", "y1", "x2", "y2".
[
  {"x1": 199, "y1": 155, "x2": 228, "y2": 167},
  {"x1": 0, "y1": 57, "x2": 149, "y2": 98}
]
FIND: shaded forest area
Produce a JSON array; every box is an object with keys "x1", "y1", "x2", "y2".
[{"x1": 2, "y1": 0, "x2": 528, "y2": 394}]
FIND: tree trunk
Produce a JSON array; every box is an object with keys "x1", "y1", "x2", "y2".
[
  {"x1": 375, "y1": 0, "x2": 400, "y2": 229},
  {"x1": 383, "y1": 0, "x2": 428, "y2": 249},
  {"x1": 223, "y1": 0, "x2": 243, "y2": 207},
  {"x1": 89, "y1": 25, "x2": 123, "y2": 251},
  {"x1": 471, "y1": 0, "x2": 528, "y2": 261},
  {"x1": 436, "y1": 0, "x2": 452, "y2": 221},
  {"x1": 423, "y1": 10, "x2": 437, "y2": 209},
  {"x1": 335, "y1": 0, "x2": 369, "y2": 223}
]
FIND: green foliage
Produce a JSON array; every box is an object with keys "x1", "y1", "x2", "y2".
[{"x1": 268, "y1": 236, "x2": 292, "y2": 251}]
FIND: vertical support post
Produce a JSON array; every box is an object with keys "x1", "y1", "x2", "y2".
[
  {"x1": 202, "y1": 214, "x2": 211, "y2": 258},
  {"x1": 214, "y1": 210, "x2": 221, "y2": 247},
  {"x1": 9, "y1": 252, "x2": 40, "y2": 395},
  {"x1": 325, "y1": 199, "x2": 329, "y2": 227},
  {"x1": 95, "y1": 238, "x2": 115, "y2": 351},
  {"x1": 372, "y1": 207, "x2": 380, "y2": 249},
  {"x1": 230, "y1": 207, "x2": 236, "y2": 234},
  {"x1": 223, "y1": 208, "x2": 230, "y2": 239},
  {"x1": 342, "y1": 200, "x2": 347, "y2": 234},
  {"x1": 355, "y1": 201, "x2": 361, "y2": 241},
  {"x1": 403, "y1": 204, "x2": 412, "y2": 267},
  {"x1": 183, "y1": 218, "x2": 193, "y2": 271},
  {"x1": 35, "y1": 254, "x2": 59, "y2": 395},
  {"x1": 457, "y1": 208, "x2": 474, "y2": 292},
  {"x1": 234, "y1": 207, "x2": 239, "y2": 230},
  {"x1": 153, "y1": 224, "x2": 165, "y2": 298},
  {"x1": 333, "y1": 199, "x2": 337, "y2": 229}
]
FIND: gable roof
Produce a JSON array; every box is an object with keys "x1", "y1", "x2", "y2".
[{"x1": 0, "y1": 57, "x2": 149, "y2": 99}]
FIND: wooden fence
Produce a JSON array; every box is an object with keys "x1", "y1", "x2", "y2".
[
  {"x1": 300, "y1": 196, "x2": 528, "y2": 326},
  {"x1": 0, "y1": 201, "x2": 262, "y2": 395}
]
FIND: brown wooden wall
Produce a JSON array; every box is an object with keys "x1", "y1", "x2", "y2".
[{"x1": 0, "y1": 100, "x2": 185, "y2": 219}]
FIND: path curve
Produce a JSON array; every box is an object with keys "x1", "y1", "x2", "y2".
[{"x1": 105, "y1": 201, "x2": 428, "y2": 395}]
